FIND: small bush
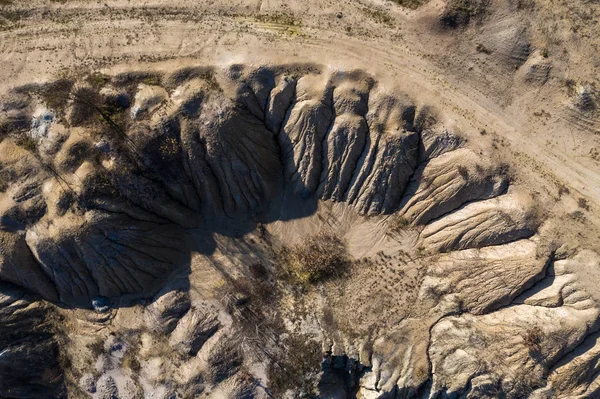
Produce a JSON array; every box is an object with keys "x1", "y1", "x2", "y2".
[
  {"x1": 141, "y1": 75, "x2": 162, "y2": 86},
  {"x1": 16, "y1": 135, "x2": 38, "y2": 153},
  {"x1": 557, "y1": 184, "x2": 570, "y2": 197},
  {"x1": 121, "y1": 349, "x2": 141, "y2": 374},
  {"x1": 441, "y1": 0, "x2": 489, "y2": 28},
  {"x1": 569, "y1": 210, "x2": 586, "y2": 223},
  {"x1": 523, "y1": 327, "x2": 543, "y2": 354},
  {"x1": 361, "y1": 7, "x2": 395, "y2": 25},
  {"x1": 388, "y1": 214, "x2": 410, "y2": 233},
  {"x1": 281, "y1": 232, "x2": 350, "y2": 286},
  {"x1": 476, "y1": 43, "x2": 492, "y2": 54},
  {"x1": 390, "y1": 0, "x2": 427, "y2": 10},
  {"x1": 87, "y1": 340, "x2": 104, "y2": 358},
  {"x1": 248, "y1": 262, "x2": 268, "y2": 280},
  {"x1": 578, "y1": 197, "x2": 590, "y2": 211},
  {"x1": 87, "y1": 72, "x2": 111, "y2": 88}
]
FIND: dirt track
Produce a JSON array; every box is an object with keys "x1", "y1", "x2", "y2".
[{"x1": 2, "y1": 1, "x2": 598, "y2": 216}]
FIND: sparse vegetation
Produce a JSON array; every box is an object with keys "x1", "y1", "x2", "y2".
[
  {"x1": 0, "y1": 7, "x2": 27, "y2": 27},
  {"x1": 254, "y1": 12, "x2": 300, "y2": 27},
  {"x1": 441, "y1": 0, "x2": 489, "y2": 28},
  {"x1": 516, "y1": 0, "x2": 535, "y2": 10},
  {"x1": 0, "y1": 175, "x2": 6, "y2": 193},
  {"x1": 388, "y1": 214, "x2": 410, "y2": 233},
  {"x1": 361, "y1": 7, "x2": 395, "y2": 26},
  {"x1": 523, "y1": 327, "x2": 543, "y2": 354},
  {"x1": 578, "y1": 197, "x2": 590, "y2": 211},
  {"x1": 390, "y1": 0, "x2": 427, "y2": 10},
  {"x1": 87, "y1": 72, "x2": 111, "y2": 88},
  {"x1": 458, "y1": 165, "x2": 470, "y2": 179},
  {"x1": 158, "y1": 137, "x2": 180, "y2": 159},
  {"x1": 569, "y1": 210, "x2": 586, "y2": 223},
  {"x1": 279, "y1": 232, "x2": 350, "y2": 286},
  {"x1": 268, "y1": 334, "x2": 322, "y2": 397}
]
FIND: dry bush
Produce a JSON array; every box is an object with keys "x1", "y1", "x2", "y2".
[
  {"x1": 578, "y1": 197, "x2": 590, "y2": 211},
  {"x1": 268, "y1": 334, "x2": 322, "y2": 397},
  {"x1": 390, "y1": 0, "x2": 427, "y2": 10},
  {"x1": 15, "y1": 135, "x2": 38, "y2": 153},
  {"x1": 523, "y1": 327, "x2": 543, "y2": 353},
  {"x1": 441, "y1": 0, "x2": 489, "y2": 28},
  {"x1": 388, "y1": 214, "x2": 410, "y2": 233},
  {"x1": 38, "y1": 79, "x2": 74, "y2": 114},
  {"x1": 281, "y1": 232, "x2": 350, "y2": 286}
]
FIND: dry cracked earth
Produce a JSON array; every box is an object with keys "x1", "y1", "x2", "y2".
[{"x1": 0, "y1": 0, "x2": 600, "y2": 398}]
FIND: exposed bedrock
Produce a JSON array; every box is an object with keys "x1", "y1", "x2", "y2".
[
  {"x1": 399, "y1": 148, "x2": 509, "y2": 225},
  {"x1": 25, "y1": 212, "x2": 189, "y2": 307},
  {"x1": 353, "y1": 239, "x2": 551, "y2": 397},
  {"x1": 0, "y1": 63, "x2": 527, "y2": 307},
  {"x1": 420, "y1": 191, "x2": 538, "y2": 252},
  {"x1": 279, "y1": 73, "x2": 335, "y2": 198}
]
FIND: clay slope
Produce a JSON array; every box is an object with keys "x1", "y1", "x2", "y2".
[{"x1": 0, "y1": 63, "x2": 517, "y2": 306}]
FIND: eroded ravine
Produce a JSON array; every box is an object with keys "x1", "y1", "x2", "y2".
[{"x1": 0, "y1": 63, "x2": 598, "y2": 398}]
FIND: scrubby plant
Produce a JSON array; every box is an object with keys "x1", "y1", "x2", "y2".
[
  {"x1": 578, "y1": 197, "x2": 590, "y2": 211},
  {"x1": 16, "y1": 135, "x2": 38, "y2": 153},
  {"x1": 87, "y1": 72, "x2": 111, "y2": 89},
  {"x1": 523, "y1": 327, "x2": 543, "y2": 354},
  {"x1": 38, "y1": 79, "x2": 74, "y2": 114},
  {"x1": 441, "y1": 0, "x2": 489, "y2": 28},
  {"x1": 280, "y1": 232, "x2": 350, "y2": 286},
  {"x1": 388, "y1": 214, "x2": 410, "y2": 233},
  {"x1": 268, "y1": 334, "x2": 322, "y2": 397},
  {"x1": 457, "y1": 165, "x2": 470, "y2": 179},
  {"x1": 390, "y1": 0, "x2": 427, "y2": 10}
]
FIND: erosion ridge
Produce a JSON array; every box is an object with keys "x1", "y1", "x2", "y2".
[{"x1": 0, "y1": 63, "x2": 511, "y2": 306}]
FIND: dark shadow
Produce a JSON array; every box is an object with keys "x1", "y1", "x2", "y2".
[{"x1": 0, "y1": 281, "x2": 67, "y2": 399}]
